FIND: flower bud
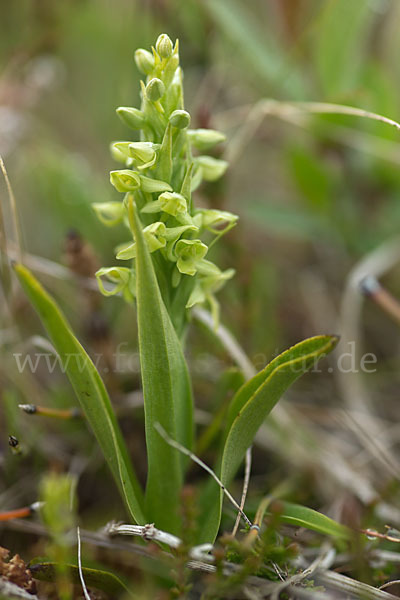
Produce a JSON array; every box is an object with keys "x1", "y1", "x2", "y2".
[
  {"x1": 145, "y1": 78, "x2": 165, "y2": 102},
  {"x1": 110, "y1": 170, "x2": 140, "y2": 193},
  {"x1": 144, "y1": 221, "x2": 167, "y2": 252},
  {"x1": 112, "y1": 142, "x2": 158, "y2": 169},
  {"x1": 156, "y1": 33, "x2": 173, "y2": 59},
  {"x1": 169, "y1": 109, "x2": 190, "y2": 129},
  {"x1": 134, "y1": 48, "x2": 155, "y2": 74},
  {"x1": 196, "y1": 156, "x2": 228, "y2": 182},
  {"x1": 128, "y1": 142, "x2": 157, "y2": 168},
  {"x1": 117, "y1": 222, "x2": 166, "y2": 259},
  {"x1": 116, "y1": 107, "x2": 146, "y2": 130},
  {"x1": 175, "y1": 239, "x2": 208, "y2": 276},
  {"x1": 196, "y1": 208, "x2": 238, "y2": 232},
  {"x1": 92, "y1": 202, "x2": 124, "y2": 226},
  {"x1": 159, "y1": 191, "x2": 187, "y2": 216},
  {"x1": 188, "y1": 128, "x2": 226, "y2": 150}
]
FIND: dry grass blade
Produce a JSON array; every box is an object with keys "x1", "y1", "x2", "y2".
[
  {"x1": 225, "y1": 100, "x2": 400, "y2": 164},
  {"x1": 232, "y1": 446, "x2": 252, "y2": 537},
  {"x1": 316, "y1": 570, "x2": 399, "y2": 600},
  {"x1": 193, "y1": 307, "x2": 256, "y2": 380}
]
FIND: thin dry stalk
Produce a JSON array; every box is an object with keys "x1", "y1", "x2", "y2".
[
  {"x1": 0, "y1": 156, "x2": 23, "y2": 263},
  {"x1": 232, "y1": 446, "x2": 252, "y2": 537}
]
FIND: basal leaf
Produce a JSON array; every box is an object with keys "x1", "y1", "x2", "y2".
[
  {"x1": 14, "y1": 264, "x2": 145, "y2": 525},
  {"x1": 200, "y1": 335, "x2": 338, "y2": 542},
  {"x1": 128, "y1": 197, "x2": 194, "y2": 534},
  {"x1": 268, "y1": 500, "x2": 351, "y2": 540}
]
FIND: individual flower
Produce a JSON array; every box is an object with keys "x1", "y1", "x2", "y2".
[
  {"x1": 175, "y1": 239, "x2": 208, "y2": 276},
  {"x1": 95, "y1": 267, "x2": 135, "y2": 302}
]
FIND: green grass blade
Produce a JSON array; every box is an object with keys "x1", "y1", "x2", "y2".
[
  {"x1": 200, "y1": 335, "x2": 338, "y2": 542},
  {"x1": 269, "y1": 500, "x2": 351, "y2": 540},
  {"x1": 128, "y1": 197, "x2": 194, "y2": 534},
  {"x1": 314, "y1": 0, "x2": 373, "y2": 98},
  {"x1": 204, "y1": 0, "x2": 305, "y2": 98},
  {"x1": 14, "y1": 264, "x2": 145, "y2": 525}
]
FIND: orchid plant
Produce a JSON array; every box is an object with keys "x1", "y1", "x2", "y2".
[{"x1": 15, "y1": 33, "x2": 338, "y2": 545}]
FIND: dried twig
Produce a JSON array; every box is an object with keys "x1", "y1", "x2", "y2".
[
  {"x1": 77, "y1": 527, "x2": 91, "y2": 600},
  {"x1": 361, "y1": 276, "x2": 400, "y2": 326}
]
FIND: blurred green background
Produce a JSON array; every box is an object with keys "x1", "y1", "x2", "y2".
[{"x1": 2, "y1": 0, "x2": 400, "y2": 550}]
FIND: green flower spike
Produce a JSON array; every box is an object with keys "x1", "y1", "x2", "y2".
[
  {"x1": 95, "y1": 33, "x2": 238, "y2": 328},
  {"x1": 175, "y1": 239, "x2": 208, "y2": 276}
]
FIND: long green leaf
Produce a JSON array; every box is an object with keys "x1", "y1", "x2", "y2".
[
  {"x1": 128, "y1": 197, "x2": 193, "y2": 534},
  {"x1": 14, "y1": 264, "x2": 145, "y2": 524},
  {"x1": 200, "y1": 335, "x2": 338, "y2": 542},
  {"x1": 269, "y1": 500, "x2": 351, "y2": 540}
]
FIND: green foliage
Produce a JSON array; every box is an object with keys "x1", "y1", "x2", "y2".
[
  {"x1": 14, "y1": 264, "x2": 145, "y2": 525},
  {"x1": 128, "y1": 197, "x2": 193, "y2": 533},
  {"x1": 269, "y1": 500, "x2": 351, "y2": 540},
  {"x1": 222, "y1": 336, "x2": 338, "y2": 484},
  {"x1": 200, "y1": 335, "x2": 338, "y2": 542}
]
